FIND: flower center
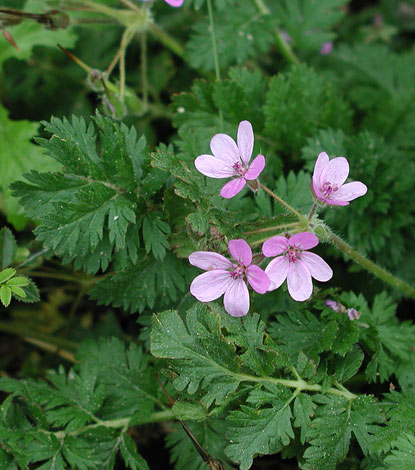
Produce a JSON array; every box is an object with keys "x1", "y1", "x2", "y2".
[
  {"x1": 322, "y1": 181, "x2": 338, "y2": 197},
  {"x1": 230, "y1": 264, "x2": 245, "y2": 279},
  {"x1": 287, "y1": 247, "x2": 299, "y2": 263},
  {"x1": 232, "y1": 161, "x2": 248, "y2": 177}
]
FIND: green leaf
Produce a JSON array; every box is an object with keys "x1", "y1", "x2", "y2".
[
  {"x1": 0, "y1": 227, "x2": 16, "y2": 269},
  {"x1": 225, "y1": 385, "x2": 294, "y2": 470},
  {"x1": 119, "y1": 433, "x2": 149, "y2": 470},
  {"x1": 17, "y1": 279, "x2": 40, "y2": 303},
  {"x1": 76, "y1": 337, "x2": 157, "y2": 421},
  {"x1": 11, "y1": 115, "x2": 145, "y2": 261},
  {"x1": 368, "y1": 391, "x2": 415, "y2": 454},
  {"x1": 151, "y1": 305, "x2": 242, "y2": 406},
  {"x1": 0, "y1": 285, "x2": 12, "y2": 307},
  {"x1": 385, "y1": 434, "x2": 415, "y2": 470},
  {"x1": 303, "y1": 395, "x2": 383, "y2": 470},
  {"x1": 0, "y1": 267, "x2": 16, "y2": 283},
  {"x1": 264, "y1": 64, "x2": 352, "y2": 153},
  {"x1": 186, "y1": 4, "x2": 275, "y2": 72},
  {"x1": 8, "y1": 286, "x2": 26, "y2": 298},
  {"x1": 333, "y1": 346, "x2": 364, "y2": 383},
  {"x1": 274, "y1": 0, "x2": 348, "y2": 52},
  {"x1": 89, "y1": 252, "x2": 186, "y2": 313},
  {"x1": 6, "y1": 276, "x2": 30, "y2": 287},
  {"x1": 272, "y1": 171, "x2": 314, "y2": 216},
  {"x1": 142, "y1": 211, "x2": 171, "y2": 261},
  {"x1": 0, "y1": 103, "x2": 60, "y2": 230},
  {"x1": 293, "y1": 393, "x2": 314, "y2": 444},
  {"x1": 269, "y1": 308, "x2": 337, "y2": 360},
  {"x1": 221, "y1": 313, "x2": 280, "y2": 376}
]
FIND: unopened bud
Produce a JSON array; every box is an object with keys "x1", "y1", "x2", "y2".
[{"x1": 314, "y1": 223, "x2": 331, "y2": 242}]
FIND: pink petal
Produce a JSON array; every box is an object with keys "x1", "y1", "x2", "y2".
[
  {"x1": 322, "y1": 197, "x2": 349, "y2": 206},
  {"x1": 287, "y1": 262, "x2": 313, "y2": 302},
  {"x1": 262, "y1": 236, "x2": 288, "y2": 257},
  {"x1": 189, "y1": 251, "x2": 234, "y2": 271},
  {"x1": 246, "y1": 265, "x2": 270, "y2": 294},
  {"x1": 195, "y1": 155, "x2": 236, "y2": 178},
  {"x1": 164, "y1": 0, "x2": 183, "y2": 5},
  {"x1": 299, "y1": 252, "x2": 333, "y2": 282},
  {"x1": 312, "y1": 152, "x2": 329, "y2": 188},
  {"x1": 245, "y1": 155, "x2": 265, "y2": 180},
  {"x1": 265, "y1": 256, "x2": 289, "y2": 291},
  {"x1": 223, "y1": 278, "x2": 250, "y2": 317},
  {"x1": 190, "y1": 270, "x2": 232, "y2": 302},
  {"x1": 237, "y1": 120, "x2": 254, "y2": 165},
  {"x1": 210, "y1": 133, "x2": 240, "y2": 165},
  {"x1": 329, "y1": 181, "x2": 368, "y2": 202},
  {"x1": 228, "y1": 239, "x2": 252, "y2": 266},
  {"x1": 289, "y1": 232, "x2": 319, "y2": 250},
  {"x1": 194, "y1": 155, "x2": 235, "y2": 178},
  {"x1": 320, "y1": 157, "x2": 349, "y2": 188},
  {"x1": 220, "y1": 177, "x2": 246, "y2": 198}
]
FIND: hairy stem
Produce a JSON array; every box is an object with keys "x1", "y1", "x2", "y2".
[
  {"x1": 244, "y1": 222, "x2": 300, "y2": 236},
  {"x1": 149, "y1": 23, "x2": 185, "y2": 58},
  {"x1": 329, "y1": 231, "x2": 415, "y2": 299},
  {"x1": 236, "y1": 371, "x2": 357, "y2": 400},
  {"x1": 260, "y1": 184, "x2": 308, "y2": 224},
  {"x1": 308, "y1": 202, "x2": 318, "y2": 221},
  {"x1": 252, "y1": 0, "x2": 300, "y2": 65},
  {"x1": 206, "y1": 0, "x2": 224, "y2": 131},
  {"x1": 53, "y1": 409, "x2": 175, "y2": 439}
]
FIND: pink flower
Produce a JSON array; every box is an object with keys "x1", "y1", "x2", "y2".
[
  {"x1": 189, "y1": 239, "x2": 270, "y2": 317},
  {"x1": 320, "y1": 42, "x2": 333, "y2": 55},
  {"x1": 164, "y1": 0, "x2": 183, "y2": 6},
  {"x1": 194, "y1": 121, "x2": 266, "y2": 199},
  {"x1": 262, "y1": 232, "x2": 333, "y2": 302},
  {"x1": 311, "y1": 152, "x2": 368, "y2": 206}
]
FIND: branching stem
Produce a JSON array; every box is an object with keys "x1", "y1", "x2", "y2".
[
  {"x1": 244, "y1": 222, "x2": 300, "y2": 236},
  {"x1": 206, "y1": 0, "x2": 224, "y2": 130},
  {"x1": 236, "y1": 371, "x2": 357, "y2": 401},
  {"x1": 53, "y1": 410, "x2": 175, "y2": 440},
  {"x1": 260, "y1": 184, "x2": 308, "y2": 224},
  {"x1": 328, "y1": 231, "x2": 415, "y2": 299}
]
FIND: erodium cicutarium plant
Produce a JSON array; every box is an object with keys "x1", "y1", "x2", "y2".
[{"x1": 1, "y1": 2, "x2": 415, "y2": 470}]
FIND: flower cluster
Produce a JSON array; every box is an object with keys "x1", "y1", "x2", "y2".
[{"x1": 189, "y1": 121, "x2": 368, "y2": 316}]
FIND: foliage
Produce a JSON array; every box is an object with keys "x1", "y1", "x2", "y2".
[{"x1": 0, "y1": 0, "x2": 414, "y2": 469}]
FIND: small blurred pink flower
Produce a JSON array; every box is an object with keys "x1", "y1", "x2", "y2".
[
  {"x1": 346, "y1": 308, "x2": 361, "y2": 320},
  {"x1": 263, "y1": 232, "x2": 333, "y2": 302},
  {"x1": 324, "y1": 299, "x2": 342, "y2": 312},
  {"x1": 325, "y1": 299, "x2": 361, "y2": 320},
  {"x1": 189, "y1": 239, "x2": 270, "y2": 317},
  {"x1": 141, "y1": 0, "x2": 183, "y2": 6},
  {"x1": 320, "y1": 42, "x2": 333, "y2": 55},
  {"x1": 280, "y1": 30, "x2": 292, "y2": 43},
  {"x1": 194, "y1": 120, "x2": 266, "y2": 199},
  {"x1": 311, "y1": 152, "x2": 368, "y2": 206}
]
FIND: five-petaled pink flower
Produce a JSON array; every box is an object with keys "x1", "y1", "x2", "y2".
[
  {"x1": 194, "y1": 121, "x2": 266, "y2": 198},
  {"x1": 189, "y1": 239, "x2": 270, "y2": 317},
  {"x1": 311, "y1": 152, "x2": 367, "y2": 206},
  {"x1": 263, "y1": 232, "x2": 333, "y2": 302}
]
